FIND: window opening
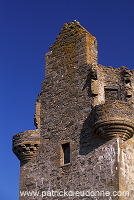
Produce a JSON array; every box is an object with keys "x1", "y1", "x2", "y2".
[
  {"x1": 62, "y1": 143, "x2": 70, "y2": 164},
  {"x1": 105, "y1": 88, "x2": 119, "y2": 101}
]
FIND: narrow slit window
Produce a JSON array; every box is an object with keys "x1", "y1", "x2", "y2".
[{"x1": 62, "y1": 143, "x2": 70, "y2": 164}]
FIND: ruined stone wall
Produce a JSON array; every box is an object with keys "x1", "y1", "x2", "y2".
[
  {"x1": 40, "y1": 21, "x2": 98, "y2": 139},
  {"x1": 90, "y1": 65, "x2": 134, "y2": 106},
  {"x1": 13, "y1": 21, "x2": 134, "y2": 200}
]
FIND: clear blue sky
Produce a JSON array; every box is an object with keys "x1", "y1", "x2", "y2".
[{"x1": 0, "y1": 0, "x2": 134, "y2": 199}]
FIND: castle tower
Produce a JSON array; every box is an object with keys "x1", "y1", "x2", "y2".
[{"x1": 13, "y1": 21, "x2": 134, "y2": 200}]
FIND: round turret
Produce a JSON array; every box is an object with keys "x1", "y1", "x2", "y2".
[
  {"x1": 92, "y1": 100, "x2": 134, "y2": 141},
  {"x1": 13, "y1": 130, "x2": 40, "y2": 165}
]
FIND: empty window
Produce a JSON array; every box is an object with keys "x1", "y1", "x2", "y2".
[
  {"x1": 61, "y1": 143, "x2": 70, "y2": 165},
  {"x1": 105, "y1": 88, "x2": 119, "y2": 101}
]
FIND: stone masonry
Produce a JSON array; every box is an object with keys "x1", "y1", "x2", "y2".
[{"x1": 13, "y1": 21, "x2": 134, "y2": 200}]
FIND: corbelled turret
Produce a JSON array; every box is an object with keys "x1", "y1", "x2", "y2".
[{"x1": 13, "y1": 130, "x2": 40, "y2": 165}]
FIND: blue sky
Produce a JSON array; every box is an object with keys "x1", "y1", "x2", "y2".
[{"x1": 0, "y1": 0, "x2": 134, "y2": 199}]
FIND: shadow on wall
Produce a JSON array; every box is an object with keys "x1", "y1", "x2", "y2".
[
  {"x1": 79, "y1": 69, "x2": 107, "y2": 155},
  {"x1": 82, "y1": 67, "x2": 92, "y2": 98},
  {"x1": 79, "y1": 110, "x2": 107, "y2": 155}
]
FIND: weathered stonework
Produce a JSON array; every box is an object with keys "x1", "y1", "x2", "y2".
[
  {"x1": 92, "y1": 100, "x2": 134, "y2": 141},
  {"x1": 13, "y1": 130, "x2": 40, "y2": 165},
  {"x1": 13, "y1": 21, "x2": 134, "y2": 200}
]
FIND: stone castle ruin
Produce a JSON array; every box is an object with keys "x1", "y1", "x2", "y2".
[{"x1": 13, "y1": 21, "x2": 134, "y2": 200}]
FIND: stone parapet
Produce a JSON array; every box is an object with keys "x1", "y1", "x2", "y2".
[
  {"x1": 92, "y1": 100, "x2": 134, "y2": 140},
  {"x1": 12, "y1": 130, "x2": 40, "y2": 165}
]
